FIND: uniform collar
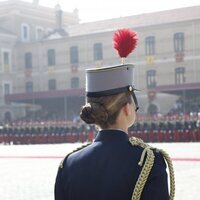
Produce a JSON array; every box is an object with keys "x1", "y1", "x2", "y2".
[{"x1": 94, "y1": 129, "x2": 129, "y2": 142}]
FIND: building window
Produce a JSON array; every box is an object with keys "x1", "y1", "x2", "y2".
[
  {"x1": 25, "y1": 52, "x2": 32, "y2": 69},
  {"x1": 145, "y1": 36, "x2": 155, "y2": 55},
  {"x1": 71, "y1": 77, "x2": 79, "y2": 88},
  {"x1": 48, "y1": 79, "x2": 56, "y2": 90},
  {"x1": 4, "y1": 83, "x2": 10, "y2": 95},
  {"x1": 21, "y1": 24, "x2": 30, "y2": 41},
  {"x1": 146, "y1": 70, "x2": 157, "y2": 89},
  {"x1": 175, "y1": 67, "x2": 185, "y2": 84},
  {"x1": 174, "y1": 32, "x2": 184, "y2": 52},
  {"x1": 70, "y1": 46, "x2": 79, "y2": 64},
  {"x1": 94, "y1": 43, "x2": 103, "y2": 61},
  {"x1": 26, "y1": 81, "x2": 33, "y2": 93},
  {"x1": 46, "y1": 28, "x2": 53, "y2": 35},
  {"x1": 47, "y1": 49, "x2": 56, "y2": 66},
  {"x1": 3, "y1": 52, "x2": 9, "y2": 65},
  {"x1": 35, "y1": 26, "x2": 43, "y2": 40},
  {"x1": 2, "y1": 50, "x2": 11, "y2": 72}
]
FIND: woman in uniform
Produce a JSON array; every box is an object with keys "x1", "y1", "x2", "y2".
[{"x1": 54, "y1": 29, "x2": 174, "y2": 200}]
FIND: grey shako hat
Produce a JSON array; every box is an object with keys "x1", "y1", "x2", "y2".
[
  {"x1": 85, "y1": 28, "x2": 139, "y2": 111},
  {"x1": 85, "y1": 63, "x2": 139, "y2": 111},
  {"x1": 86, "y1": 64, "x2": 135, "y2": 97}
]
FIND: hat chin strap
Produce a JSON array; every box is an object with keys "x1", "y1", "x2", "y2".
[
  {"x1": 132, "y1": 91, "x2": 139, "y2": 112},
  {"x1": 86, "y1": 85, "x2": 139, "y2": 112}
]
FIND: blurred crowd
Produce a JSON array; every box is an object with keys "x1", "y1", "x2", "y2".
[
  {"x1": 1, "y1": 95, "x2": 200, "y2": 145},
  {"x1": 0, "y1": 114, "x2": 199, "y2": 144},
  {"x1": 168, "y1": 96, "x2": 200, "y2": 116},
  {"x1": 0, "y1": 124, "x2": 97, "y2": 145}
]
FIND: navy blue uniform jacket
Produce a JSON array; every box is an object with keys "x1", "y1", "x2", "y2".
[{"x1": 55, "y1": 130, "x2": 169, "y2": 200}]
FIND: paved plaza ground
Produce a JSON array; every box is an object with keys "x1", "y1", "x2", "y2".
[{"x1": 0, "y1": 142, "x2": 199, "y2": 200}]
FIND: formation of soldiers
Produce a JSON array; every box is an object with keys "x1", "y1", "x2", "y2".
[
  {"x1": 0, "y1": 124, "x2": 95, "y2": 145},
  {"x1": 129, "y1": 119, "x2": 200, "y2": 142},
  {"x1": 0, "y1": 117, "x2": 199, "y2": 144}
]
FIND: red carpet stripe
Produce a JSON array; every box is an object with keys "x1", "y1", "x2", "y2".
[
  {"x1": 0, "y1": 156, "x2": 63, "y2": 159},
  {"x1": 0, "y1": 156, "x2": 200, "y2": 162}
]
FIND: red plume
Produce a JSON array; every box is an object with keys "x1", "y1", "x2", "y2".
[{"x1": 113, "y1": 28, "x2": 138, "y2": 58}]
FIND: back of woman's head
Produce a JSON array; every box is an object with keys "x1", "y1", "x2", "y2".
[{"x1": 80, "y1": 92, "x2": 132, "y2": 129}]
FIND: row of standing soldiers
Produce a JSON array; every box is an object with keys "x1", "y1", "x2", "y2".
[{"x1": 0, "y1": 120, "x2": 200, "y2": 144}]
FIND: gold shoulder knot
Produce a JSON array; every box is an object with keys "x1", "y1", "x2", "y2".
[{"x1": 129, "y1": 136, "x2": 175, "y2": 200}]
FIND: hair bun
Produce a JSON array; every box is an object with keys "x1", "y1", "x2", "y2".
[{"x1": 80, "y1": 104, "x2": 95, "y2": 124}]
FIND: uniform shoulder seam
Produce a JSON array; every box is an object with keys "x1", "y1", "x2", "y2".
[{"x1": 59, "y1": 143, "x2": 91, "y2": 169}]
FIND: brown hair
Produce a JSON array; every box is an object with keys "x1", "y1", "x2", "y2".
[{"x1": 80, "y1": 92, "x2": 132, "y2": 129}]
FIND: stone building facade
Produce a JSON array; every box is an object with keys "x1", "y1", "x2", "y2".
[{"x1": 1, "y1": 0, "x2": 200, "y2": 121}]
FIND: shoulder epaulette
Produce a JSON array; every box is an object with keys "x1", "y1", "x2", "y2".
[
  {"x1": 129, "y1": 137, "x2": 175, "y2": 200},
  {"x1": 59, "y1": 143, "x2": 91, "y2": 169}
]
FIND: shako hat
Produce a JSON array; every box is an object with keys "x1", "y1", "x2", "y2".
[{"x1": 85, "y1": 28, "x2": 139, "y2": 111}]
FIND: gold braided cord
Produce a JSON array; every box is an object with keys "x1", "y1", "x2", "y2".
[
  {"x1": 129, "y1": 137, "x2": 155, "y2": 200},
  {"x1": 132, "y1": 147, "x2": 154, "y2": 199},
  {"x1": 129, "y1": 137, "x2": 175, "y2": 200},
  {"x1": 159, "y1": 149, "x2": 175, "y2": 200},
  {"x1": 59, "y1": 137, "x2": 175, "y2": 200}
]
